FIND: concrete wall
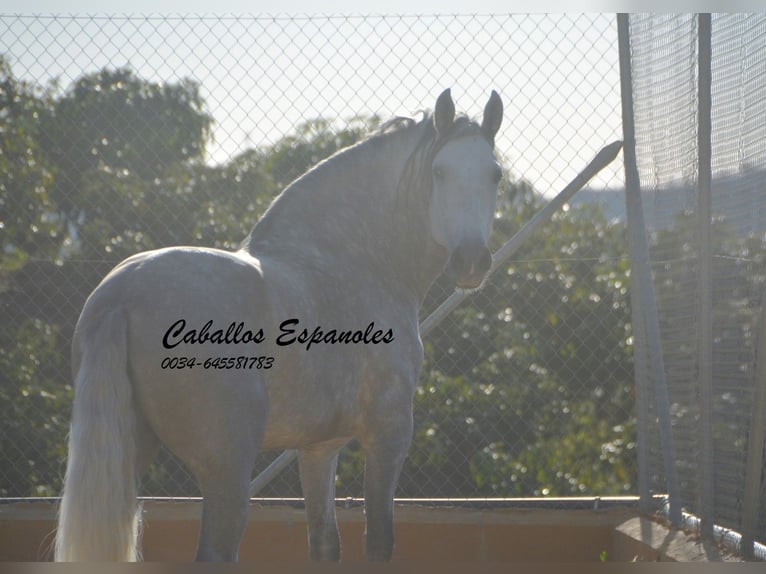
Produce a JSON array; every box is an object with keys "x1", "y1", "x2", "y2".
[{"x1": 0, "y1": 500, "x2": 737, "y2": 562}]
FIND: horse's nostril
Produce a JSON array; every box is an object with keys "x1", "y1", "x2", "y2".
[{"x1": 448, "y1": 241, "x2": 492, "y2": 288}]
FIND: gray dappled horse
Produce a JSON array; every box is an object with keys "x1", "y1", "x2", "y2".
[{"x1": 54, "y1": 89, "x2": 504, "y2": 562}]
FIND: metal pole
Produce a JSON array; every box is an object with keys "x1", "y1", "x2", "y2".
[
  {"x1": 617, "y1": 13, "x2": 682, "y2": 525},
  {"x1": 249, "y1": 140, "x2": 623, "y2": 498},
  {"x1": 249, "y1": 449, "x2": 298, "y2": 497},
  {"x1": 696, "y1": 12, "x2": 715, "y2": 539},
  {"x1": 741, "y1": 290, "x2": 766, "y2": 558},
  {"x1": 616, "y1": 13, "x2": 650, "y2": 517}
]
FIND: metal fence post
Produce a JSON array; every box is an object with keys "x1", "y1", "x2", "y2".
[
  {"x1": 617, "y1": 13, "x2": 682, "y2": 525},
  {"x1": 742, "y1": 290, "x2": 766, "y2": 558},
  {"x1": 696, "y1": 12, "x2": 715, "y2": 539}
]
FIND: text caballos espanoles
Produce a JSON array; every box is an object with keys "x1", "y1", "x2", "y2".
[{"x1": 162, "y1": 318, "x2": 394, "y2": 351}]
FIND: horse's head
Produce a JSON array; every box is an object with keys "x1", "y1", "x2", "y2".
[{"x1": 428, "y1": 89, "x2": 504, "y2": 291}]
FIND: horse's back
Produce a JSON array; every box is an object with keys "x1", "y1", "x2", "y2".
[
  {"x1": 74, "y1": 246, "x2": 271, "y2": 464},
  {"x1": 75, "y1": 245, "x2": 266, "y2": 364},
  {"x1": 84, "y1": 245, "x2": 260, "y2": 307}
]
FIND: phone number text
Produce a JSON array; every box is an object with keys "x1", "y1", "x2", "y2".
[{"x1": 160, "y1": 356, "x2": 274, "y2": 370}]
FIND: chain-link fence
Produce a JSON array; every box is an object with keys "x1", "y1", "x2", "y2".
[
  {"x1": 1, "y1": 14, "x2": 630, "y2": 504},
  {"x1": 622, "y1": 13, "x2": 766, "y2": 553}
]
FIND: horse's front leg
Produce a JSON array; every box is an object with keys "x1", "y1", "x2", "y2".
[
  {"x1": 298, "y1": 441, "x2": 345, "y2": 561},
  {"x1": 360, "y1": 412, "x2": 413, "y2": 562}
]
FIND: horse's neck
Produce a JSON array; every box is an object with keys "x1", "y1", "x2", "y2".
[{"x1": 245, "y1": 123, "x2": 446, "y2": 303}]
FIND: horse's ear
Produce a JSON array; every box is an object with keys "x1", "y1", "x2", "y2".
[
  {"x1": 481, "y1": 90, "x2": 503, "y2": 143},
  {"x1": 434, "y1": 88, "x2": 455, "y2": 136}
]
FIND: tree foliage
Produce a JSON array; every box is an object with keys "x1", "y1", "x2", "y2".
[
  {"x1": 0, "y1": 57, "x2": 58, "y2": 269},
  {"x1": 1, "y1": 60, "x2": 638, "y2": 498},
  {"x1": 393, "y1": 186, "x2": 636, "y2": 498}
]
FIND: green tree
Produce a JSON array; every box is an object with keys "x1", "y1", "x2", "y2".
[
  {"x1": 0, "y1": 55, "x2": 59, "y2": 270},
  {"x1": 0, "y1": 65, "x2": 219, "y2": 496},
  {"x1": 2, "y1": 62, "x2": 638, "y2": 500},
  {"x1": 404, "y1": 184, "x2": 635, "y2": 498},
  {"x1": 397, "y1": 187, "x2": 636, "y2": 498},
  {"x1": 35, "y1": 67, "x2": 213, "y2": 260},
  {"x1": 0, "y1": 57, "x2": 68, "y2": 496}
]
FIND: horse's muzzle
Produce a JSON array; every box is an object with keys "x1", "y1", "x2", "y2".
[{"x1": 447, "y1": 240, "x2": 492, "y2": 290}]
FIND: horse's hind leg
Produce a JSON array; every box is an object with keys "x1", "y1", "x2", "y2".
[
  {"x1": 191, "y1": 408, "x2": 265, "y2": 562},
  {"x1": 195, "y1": 462, "x2": 253, "y2": 561},
  {"x1": 298, "y1": 440, "x2": 345, "y2": 561},
  {"x1": 167, "y1": 376, "x2": 267, "y2": 561}
]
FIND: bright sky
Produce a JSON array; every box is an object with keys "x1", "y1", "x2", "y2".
[
  {"x1": 3, "y1": 0, "x2": 764, "y2": 13},
  {"x1": 2, "y1": 12, "x2": 625, "y2": 195},
  {"x1": 1, "y1": 2, "x2": 762, "y2": 196},
  {"x1": 2, "y1": 0, "x2": 763, "y2": 13}
]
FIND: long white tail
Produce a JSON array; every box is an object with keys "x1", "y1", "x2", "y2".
[{"x1": 55, "y1": 309, "x2": 140, "y2": 561}]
